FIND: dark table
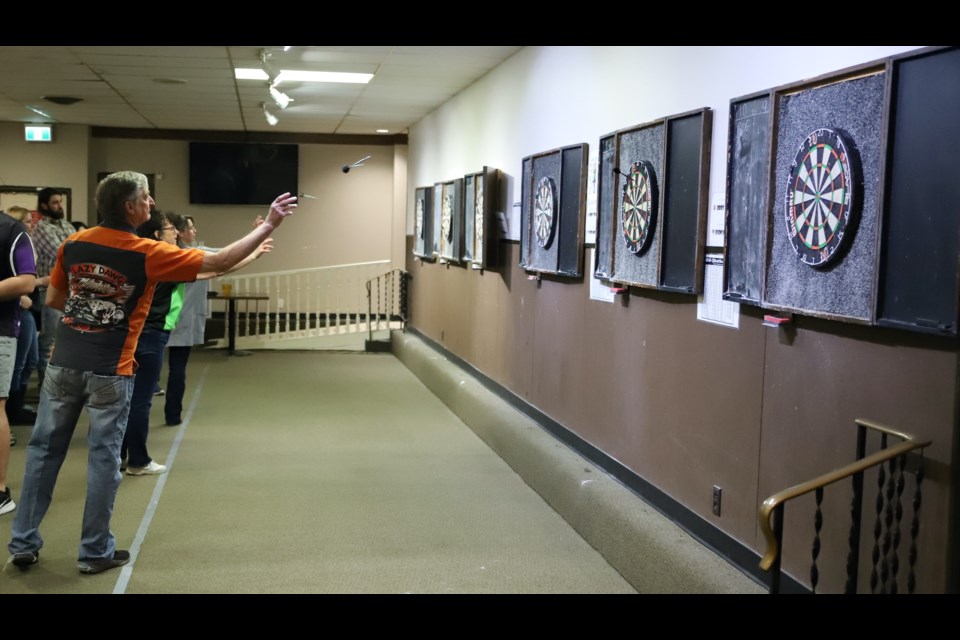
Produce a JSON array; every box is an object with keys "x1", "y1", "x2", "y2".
[{"x1": 213, "y1": 294, "x2": 269, "y2": 356}]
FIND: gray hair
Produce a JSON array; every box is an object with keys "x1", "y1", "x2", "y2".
[{"x1": 95, "y1": 171, "x2": 149, "y2": 225}]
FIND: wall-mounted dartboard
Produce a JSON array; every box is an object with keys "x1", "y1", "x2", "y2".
[
  {"x1": 415, "y1": 197, "x2": 425, "y2": 239},
  {"x1": 441, "y1": 193, "x2": 454, "y2": 242},
  {"x1": 475, "y1": 188, "x2": 484, "y2": 252},
  {"x1": 520, "y1": 144, "x2": 587, "y2": 277},
  {"x1": 784, "y1": 127, "x2": 858, "y2": 268},
  {"x1": 621, "y1": 160, "x2": 658, "y2": 254},
  {"x1": 534, "y1": 176, "x2": 557, "y2": 248}
]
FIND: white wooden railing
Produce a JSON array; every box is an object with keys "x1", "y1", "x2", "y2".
[{"x1": 211, "y1": 260, "x2": 393, "y2": 350}]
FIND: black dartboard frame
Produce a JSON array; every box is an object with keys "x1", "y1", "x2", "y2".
[
  {"x1": 437, "y1": 178, "x2": 464, "y2": 263},
  {"x1": 784, "y1": 127, "x2": 858, "y2": 268},
  {"x1": 593, "y1": 132, "x2": 618, "y2": 280},
  {"x1": 594, "y1": 108, "x2": 712, "y2": 294},
  {"x1": 463, "y1": 167, "x2": 500, "y2": 271},
  {"x1": 412, "y1": 185, "x2": 435, "y2": 261},
  {"x1": 621, "y1": 160, "x2": 658, "y2": 255},
  {"x1": 519, "y1": 143, "x2": 589, "y2": 278},
  {"x1": 721, "y1": 52, "x2": 936, "y2": 326}
]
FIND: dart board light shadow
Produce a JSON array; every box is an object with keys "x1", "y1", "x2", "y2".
[{"x1": 784, "y1": 127, "x2": 860, "y2": 268}]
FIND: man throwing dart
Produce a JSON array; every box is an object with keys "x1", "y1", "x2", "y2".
[{"x1": 7, "y1": 172, "x2": 296, "y2": 574}]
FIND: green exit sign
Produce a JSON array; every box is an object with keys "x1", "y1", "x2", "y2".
[{"x1": 25, "y1": 125, "x2": 52, "y2": 142}]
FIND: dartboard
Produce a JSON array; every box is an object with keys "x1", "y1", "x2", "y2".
[
  {"x1": 441, "y1": 193, "x2": 453, "y2": 242},
  {"x1": 474, "y1": 185, "x2": 484, "y2": 256},
  {"x1": 534, "y1": 176, "x2": 556, "y2": 248},
  {"x1": 415, "y1": 197, "x2": 424, "y2": 240},
  {"x1": 784, "y1": 128, "x2": 857, "y2": 267},
  {"x1": 621, "y1": 161, "x2": 657, "y2": 254}
]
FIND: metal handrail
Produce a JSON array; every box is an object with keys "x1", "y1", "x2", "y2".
[
  {"x1": 365, "y1": 269, "x2": 408, "y2": 342},
  {"x1": 213, "y1": 260, "x2": 391, "y2": 349},
  {"x1": 758, "y1": 418, "x2": 930, "y2": 590},
  {"x1": 227, "y1": 259, "x2": 391, "y2": 278}
]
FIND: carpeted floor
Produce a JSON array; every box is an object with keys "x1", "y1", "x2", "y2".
[{"x1": 1, "y1": 349, "x2": 636, "y2": 594}]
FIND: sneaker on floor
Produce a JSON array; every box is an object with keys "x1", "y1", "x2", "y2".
[
  {"x1": 125, "y1": 461, "x2": 167, "y2": 476},
  {"x1": 78, "y1": 550, "x2": 130, "y2": 575},
  {"x1": 153, "y1": 388, "x2": 165, "y2": 396},
  {"x1": 0, "y1": 488, "x2": 15, "y2": 515},
  {"x1": 10, "y1": 550, "x2": 38, "y2": 569},
  {"x1": 8, "y1": 432, "x2": 14, "y2": 447},
  {"x1": 165, "y1": 418, "x2": 182, "y2": 427}
]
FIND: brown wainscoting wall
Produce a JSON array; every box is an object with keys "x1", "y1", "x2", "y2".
[{"x1": 405, "y1": 238, "x2": 957, "y2": 593}]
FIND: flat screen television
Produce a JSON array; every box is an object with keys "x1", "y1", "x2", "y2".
[{"x1": 189, "y1": 142, "x2": 298, "y2": 205}]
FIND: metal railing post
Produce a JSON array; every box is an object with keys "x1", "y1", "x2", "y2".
[{"x1": 366, "y1": 280, "x2": 373, "y2": 343}]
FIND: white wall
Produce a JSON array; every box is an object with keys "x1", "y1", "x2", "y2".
[
  {"x1": 1, "y1": 125, "x2": 404, "y2": 274},
  {"x1": 0, "y1": 122, "x2": 90, "y2": 221},
  {"x1": 407, "y1": 46, "x2": 923, "y2": 231},
  {"x1": 88, "y1": 138, "x2": 400, "y2": 273}
]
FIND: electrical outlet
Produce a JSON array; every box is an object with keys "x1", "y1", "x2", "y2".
[
  {"x1": 277, "y1": 298, "x2": 284, "y2": 308},
  {"x1": 712, "y1": 485, "x2": 722, "y2": 516}
]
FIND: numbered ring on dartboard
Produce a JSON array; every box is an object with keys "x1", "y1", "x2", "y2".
[
  {"x1": 534, "y1": 176, "x2": 557, "y2": 249},
  {"x1": 784, "y1": 127, "x2": 859, "y2": 267},
  {"x1": 621, "y1": 161, "x2": 658, "y2": 254},
  {"x1": 441, "y1": 193, "x2": 454, "y2": 242},
  {"x1": 415, "y1": 197, "x2": 424, "y2": 240}
]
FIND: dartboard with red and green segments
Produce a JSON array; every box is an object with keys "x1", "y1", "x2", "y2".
[
  {"x1": 621, "y1": 160, "x2": 657, "y2": 254},
  {"x1": 784, "y1": 127, "x2": 857, "y2": 267},
  {"x1": 534, "y1": 176, "x2": 557, "y2": 248}
]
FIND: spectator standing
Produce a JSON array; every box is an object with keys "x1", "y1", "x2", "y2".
[
  {"x1": 31, "y1": 188, "x2": 73, "y2": 387},
  {"x1": 0, "y1": 212, "x2": 37, "y2": 515}
]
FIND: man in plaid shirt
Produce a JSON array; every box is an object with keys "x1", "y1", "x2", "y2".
[{"x1": 31, "y1": 189, "x2": 75, "y2": 385}]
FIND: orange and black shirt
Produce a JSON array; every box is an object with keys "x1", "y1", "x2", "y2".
[{"x1": 49, "y1": 223, "x2": 205, "y2": 375}]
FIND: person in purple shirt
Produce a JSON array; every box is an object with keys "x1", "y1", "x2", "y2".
[{"x1": 0, "y1": 213, "x2": 38, "y2": 516}]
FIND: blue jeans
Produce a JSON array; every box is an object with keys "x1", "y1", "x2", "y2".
[
  {"x1": 8, "y1": 364, "x2": 134, "y2": 561},
  {"x1": 12, "y1": 308, "x2": 39, "y2": 393},
  {"x1": 36, "y1": 298, "x2": 61, "y2": 380},
  {"x1": 122, "y1": 329, "x2": 170, "y2": 468}
]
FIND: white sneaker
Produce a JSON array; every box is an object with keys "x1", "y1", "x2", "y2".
[{"x1": 126, "y1": 461, "x2": 167, "y2": 476}]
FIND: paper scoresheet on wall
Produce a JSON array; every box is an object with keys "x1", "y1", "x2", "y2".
[{"x1": 697, "y1": 254, "x2": 739, "y2": 328}]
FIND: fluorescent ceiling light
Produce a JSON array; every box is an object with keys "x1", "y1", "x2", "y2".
[
  {"x1": 269, "y1": 85, "x2": 292, "y2": 110},
  {"x1": 376, "y1": 129, "x2": 389, "y2": 133},
  {"x1": 26, "y1": 105, "x2": 52, "y2": 119},
  {"x1": 262, "y1": 103, "x2": 278, "y2": 126},
  {"x1": 274, "y1": 70, "x2": 373, "y2": 85},
  {"x1": 235, "y1": 68, "x2": 270, "y2": 81}
]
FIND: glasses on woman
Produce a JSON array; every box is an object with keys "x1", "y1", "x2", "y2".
[{"x1": 162, "y1": 225, "x2": 177, "y2": 232}]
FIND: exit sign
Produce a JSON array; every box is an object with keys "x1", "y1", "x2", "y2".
[{"x1": 25, "y1": 125, "x2": 52, "y2": 142}]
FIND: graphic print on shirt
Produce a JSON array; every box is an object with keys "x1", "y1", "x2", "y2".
[{"x1": 63, "y1": 262, "x2": 137, "y2": 331}]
